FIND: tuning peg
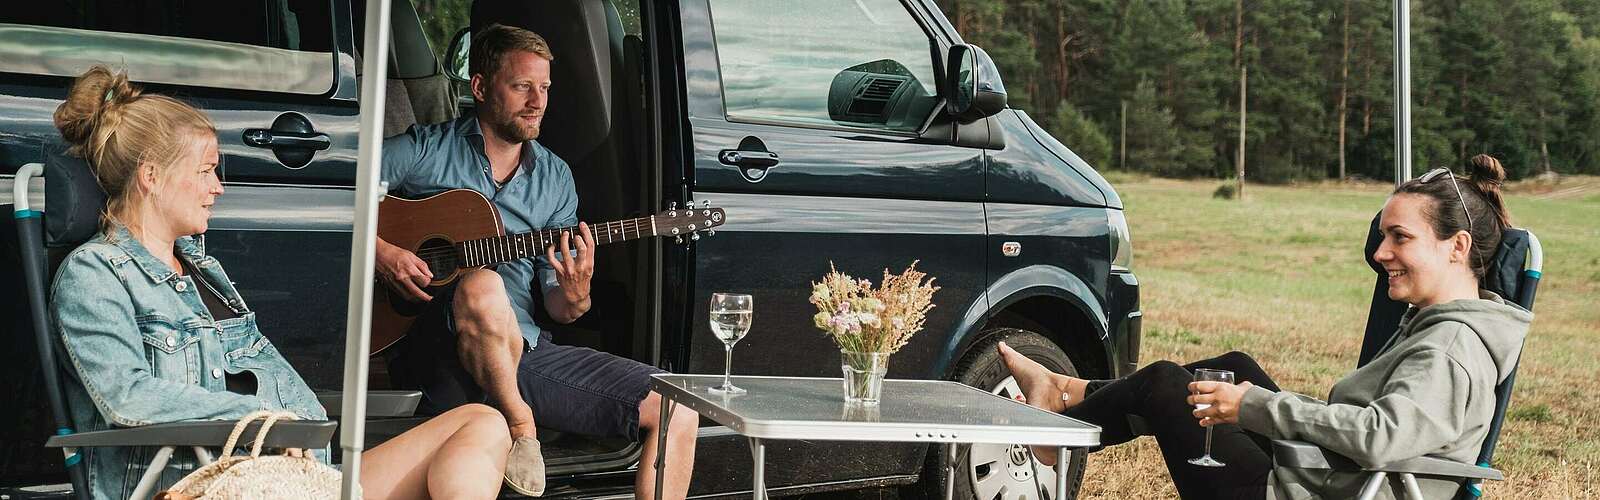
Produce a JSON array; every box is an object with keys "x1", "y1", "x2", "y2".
[
  {"x1": 701, "y1": 200, "x2": 710, "y2": 208},
  {"x1": 668, "y1": 201, "x2": 677, "y2": 210},
  {"x1": 675, "y1": 236, "x2": 684, "y2": 244},
  {"x1": 707, "y1": 229, "x2": 716, "y2": 236},
  {"x1": 691, "y1": 233, "x2": 701, "y2": 241}
]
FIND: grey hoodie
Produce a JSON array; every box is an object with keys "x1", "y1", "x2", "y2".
[{"x1": 1239, "y1": 290, "x2": 1532, "y2": 500}]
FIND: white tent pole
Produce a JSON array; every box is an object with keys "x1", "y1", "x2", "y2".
[
  {"x1": 1394, "y1": 0, "x2": 1412, "y2": 185},
  {"x1": 340, "y1": 0, "x2": 391, "y2": 498}
]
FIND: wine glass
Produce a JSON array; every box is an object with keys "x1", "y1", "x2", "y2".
[
  {"x1": 708, "y1": 293, "x2": 752, "y2": 395},
  {"x1": 1188, "y1": 368, "x2": 1235, "y2": 467}
]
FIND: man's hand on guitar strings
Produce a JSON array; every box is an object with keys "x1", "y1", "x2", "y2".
[
  {"x1": 545, "y1": 222, "x2": 595, "y2": 309},
  {"x1": 375, "y1": 238, "x2": 435, "y2": 303}
]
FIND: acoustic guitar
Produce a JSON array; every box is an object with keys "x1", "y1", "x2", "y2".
[{"x1": 370, "y1": 189, "x2": 726, "y2": 355}]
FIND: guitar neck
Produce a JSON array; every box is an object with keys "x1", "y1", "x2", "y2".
[{"x1": 458, "y1": 216, "x2": 655, "y2": 267}]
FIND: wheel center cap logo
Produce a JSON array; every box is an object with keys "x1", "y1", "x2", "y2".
[{"x1": 1009, "y1": 445, "x2": 1031, "y2": 466}]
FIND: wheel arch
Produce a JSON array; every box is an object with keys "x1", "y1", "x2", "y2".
[{"x1": 934, "y1": 265, "x2": 1113, "y2": 380}]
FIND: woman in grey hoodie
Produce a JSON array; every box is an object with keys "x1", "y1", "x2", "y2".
[{"x1": 1000, "y1": 154, "x2": 1532, "y2": 500}]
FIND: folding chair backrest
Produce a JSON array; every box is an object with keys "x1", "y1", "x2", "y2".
[
  {"x1": 43, "y1": 147, "x2": 108, "y2": 249},
  {"x1": 1355, "y1": 213, "x2": 1543, "y2": 498},
  {"x1": 13, "y1": 147, "x2": 110, "y2": 499}
]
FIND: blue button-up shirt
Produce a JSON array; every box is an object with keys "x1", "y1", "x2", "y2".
[{"x1": 381, "y1": 114, "x2": 577, "y2": 348}]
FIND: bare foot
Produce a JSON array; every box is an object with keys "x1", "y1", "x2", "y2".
[
  {"x1": 997, "y1": 341, "x2": 1086, "y2": 467},
  {"x1": 997, "y1": 341, "x2": 1088, "y2": 412}
]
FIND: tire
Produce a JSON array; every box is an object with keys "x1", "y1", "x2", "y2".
[{"x1": 909, "y1": 328, "x2": 1088, "y2": 500}]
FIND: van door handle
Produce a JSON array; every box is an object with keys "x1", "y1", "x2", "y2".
[
  {"x1": 718, "y1": 149, "x2": 780, "y2": 168},
  {"x1": 242, "y1": 129, "x2": 331, "y2": 151},
  {"x1": 243, "y1": 112, "x2": 330, "y2": 169}
]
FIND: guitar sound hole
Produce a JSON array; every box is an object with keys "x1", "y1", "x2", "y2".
[{"x1": 417, "y1": 237, "x2": 461, "y2": 283}]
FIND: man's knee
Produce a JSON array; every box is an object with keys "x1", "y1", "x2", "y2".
[
  {"x1": 638, "y1": 391, "x2": 697, "y2": 431},
  {"x1": 452, "y1": 269, "x2": 516, "y2": 338}
]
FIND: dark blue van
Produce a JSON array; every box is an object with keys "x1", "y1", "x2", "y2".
[{"x1": 0, "y1": 0, "x2": 1139, "y2": 498}]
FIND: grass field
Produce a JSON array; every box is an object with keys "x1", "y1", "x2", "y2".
[{"x1": 1075, "y1": 174, "x2": 1600, "y2": 499}]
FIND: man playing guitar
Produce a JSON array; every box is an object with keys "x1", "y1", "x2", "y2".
[{"x1": 376, "y1": 23, "x2": 698, "y2": 499}]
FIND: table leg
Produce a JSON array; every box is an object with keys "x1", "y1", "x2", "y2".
[
  {"x1": 1055, "y1": 447, "x2": 1068, "y2": 496},
  {"x1": 653, "y1": 397, "x2": 674, "y2": 500},
  {"x1": 749, "y1": 437, "x2": 768, "y2": 500},
  {"x1": 944, "y1": 444, "x2": 959, "y2": 500}
]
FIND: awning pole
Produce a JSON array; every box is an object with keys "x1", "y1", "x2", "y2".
[
  {"x1": 1394, "y1": 0, "x2": 1412, "y2": 185},
  {"x1": 340, "y1": 0, "x2": 391, "y2": 498}
]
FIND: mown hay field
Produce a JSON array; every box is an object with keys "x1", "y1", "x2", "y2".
[{"x1": 1079, "y1": 174, "x2": 1600, "y2": 499}]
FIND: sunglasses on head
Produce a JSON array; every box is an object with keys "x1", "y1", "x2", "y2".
[{"x1": 1417, "y1": 167, "x2": 1474, "y2": 232}]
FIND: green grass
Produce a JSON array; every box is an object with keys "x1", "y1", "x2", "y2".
[{"x1": 1079, "y1": 177, "x2": 1600, "y2": 499}]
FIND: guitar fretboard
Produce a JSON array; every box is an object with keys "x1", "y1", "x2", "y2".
[{"x1": 458, "y1": 216, "x2": 654, "y2": 267}]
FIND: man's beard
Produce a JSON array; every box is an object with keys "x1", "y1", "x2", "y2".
[{"x1": 489, "y1": 106, "x2": 541, "y2": 143}]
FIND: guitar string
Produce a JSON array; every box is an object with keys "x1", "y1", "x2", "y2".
[
  {"x1": 418, "y1": 213, "x2": 672, "y2": 263},
  {"x1": 408, "y1": 217, "x2": 662, "y2": 262},
  {"x1": 410, "y1": 217, "x2": 644, "y2": 284}
]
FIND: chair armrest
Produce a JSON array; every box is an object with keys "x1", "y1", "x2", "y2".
[
  {"x1": 1370, "y1": 455, "x2": 1504, "y2": 481},
  {"x1": 1272, "y1": 439, "x2": 1359, "y2": 470},
  {"x1": 44, "y1": 420, "x2": 336, "y2": 449},
  {"x1": 1271, "y1": 440, "x2": 1503, "y2": 480},
  {"x1": 316, "y1": 390, "x2": 422, "y2": 418}
]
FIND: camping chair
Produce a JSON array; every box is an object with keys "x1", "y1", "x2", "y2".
[
  {"x1": 1270, "y1": 215, "x2": 1543, "y2": 500},
  {"x1": 12, "y1": 149, "x2": 416, "y2": 499}
]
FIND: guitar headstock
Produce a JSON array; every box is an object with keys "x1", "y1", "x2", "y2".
[{"x1": 657, "y1": 201, "x2": 726, "y2": 242}]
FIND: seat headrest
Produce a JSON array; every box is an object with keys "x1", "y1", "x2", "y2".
[
  {"x1": 1484, "y1": 228, "x2": 1531, "y2": 305},
  {"x1": 43, "y1": 146, "x2": 107, "y2": 247}
]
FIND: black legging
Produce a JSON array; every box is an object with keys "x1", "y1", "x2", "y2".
[{"x1": 1064, "y1": 351, "x2": 1281, "y2": 500}]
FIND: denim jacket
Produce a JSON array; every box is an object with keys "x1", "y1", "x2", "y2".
[{"x1": 50, "y1": 226, "x2": 327, "y2": 500}]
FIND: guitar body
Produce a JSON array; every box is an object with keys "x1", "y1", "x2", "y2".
[{"x1": 370, "y1": 189, "x2": 503, "y2": 355}]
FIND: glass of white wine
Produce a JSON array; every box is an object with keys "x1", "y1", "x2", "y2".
[
  {"x1": 1188, "y1": 368, "x2": 1235, "y2": 467},
  {"x1": 708, "y1": 292, "x2": 752, "y2": 395}
]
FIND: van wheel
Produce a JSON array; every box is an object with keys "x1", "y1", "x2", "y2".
[{"x1": 911, "y1": 328, "x2": 1086, "y2": 500}]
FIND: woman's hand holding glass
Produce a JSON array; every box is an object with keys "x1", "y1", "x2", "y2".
[
  {"x1": 1188, "y1": 378, "x2": 1254, "y2": 426},
  {"x1": 1190, "y1": 366, "x2": 1248, "y2": 467}
]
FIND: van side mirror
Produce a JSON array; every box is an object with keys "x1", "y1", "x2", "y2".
[
  {"x1": 446, "y1": 28, "x2": 471, "y2": 82},
  {"x1": 943, "y1": 44, "x2": 1007, "y2": 122}
]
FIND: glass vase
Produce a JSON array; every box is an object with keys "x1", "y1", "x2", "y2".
[{"x1": 840, "y1": 351, "x2": 889, "y2": 405}]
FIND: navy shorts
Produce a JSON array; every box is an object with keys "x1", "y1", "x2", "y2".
[{"x1": 389, "y1": 285, "x2": 665, "y2": 441}]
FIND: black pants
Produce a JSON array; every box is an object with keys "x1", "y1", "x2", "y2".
[{"x1": 1065, "y1": 351, "x2": 1281, "y2": 500}]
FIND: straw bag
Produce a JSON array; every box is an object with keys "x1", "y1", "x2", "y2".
[{"x1": 157, "y1": 411, "x2": 342, "y2": 500}]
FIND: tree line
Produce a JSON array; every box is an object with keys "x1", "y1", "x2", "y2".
[{"x1": 936, "y1": 0, "x2": 1600, "y2": 181}]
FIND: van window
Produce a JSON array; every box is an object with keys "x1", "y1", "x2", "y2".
[
  {"x1": 708, "y1": 0, "x2": 940, "y2": 133},
  {"x1": 0, "y1": 0, "x2": 335, "y2": 95}
]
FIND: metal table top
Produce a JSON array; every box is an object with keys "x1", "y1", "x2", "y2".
[{"x1": 650, "y1": 374, "x2": 1100, "y2": 447}]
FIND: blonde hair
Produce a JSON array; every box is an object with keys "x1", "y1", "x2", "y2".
[
  {"x1": 470, "y1": 23, "x2": 555, "y2": 82},
  {"x1": 53, "y1": 65, "x2": 216, "y2": 234}
]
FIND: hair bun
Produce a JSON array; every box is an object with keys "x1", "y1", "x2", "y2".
[
  {"x1": 1465, "y1": 153, "x2": 1513, "y2": 229},
  {"x1": 1466, "y1": 154, "x2": 1507, "y2": 186},
  {"x1": 53, "y1": 66, "x2": 141, "y2": 151}
]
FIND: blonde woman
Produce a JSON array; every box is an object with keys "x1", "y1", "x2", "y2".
[{"x1": 50, "y1": 65, "x2": 514, "y2": 500}]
